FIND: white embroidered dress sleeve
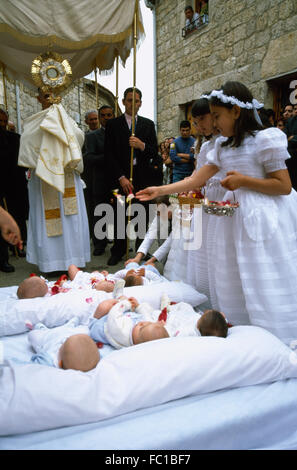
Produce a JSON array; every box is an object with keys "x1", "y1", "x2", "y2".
[{"x1": 137, "y1": 215, "x2": 159, "y2": 256}]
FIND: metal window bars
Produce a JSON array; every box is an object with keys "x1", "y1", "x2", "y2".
[{"x1": 182, "y1": 14, "x2": 209, "y2": 38}]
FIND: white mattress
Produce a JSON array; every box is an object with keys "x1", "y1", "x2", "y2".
[{"x1": 1, "y1": 286, "x2": 297, "y2": 450}]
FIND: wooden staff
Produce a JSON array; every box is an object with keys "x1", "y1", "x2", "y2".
[
  {"x1": 126, "y1": 5, "x2": 138, "y2": 259},
  {"x1": 115, "y1": 55, "x2": 119, "y2": 117},
  {"x1": 1, "y1": 62, "x2": 8, "y2": 110}
]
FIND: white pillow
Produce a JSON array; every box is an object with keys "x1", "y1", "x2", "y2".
[
  {"x1": 1, "y1": 325, "x2": 297, "y2": 435},
  {"x1": 123, "y1": 281, "x2": 207, "y2": 308}
]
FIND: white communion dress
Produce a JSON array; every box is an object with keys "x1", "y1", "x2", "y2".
[
  {"x1": 206, "y1": 127, "x2": 297, "y2": 345},
  {"x1": 186, "y1": 135, "x2": 226, "y2": 307}
]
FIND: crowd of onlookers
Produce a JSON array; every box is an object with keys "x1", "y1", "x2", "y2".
[{"x1": 258, "y1": 102, "x2": 297, "y2": 132}]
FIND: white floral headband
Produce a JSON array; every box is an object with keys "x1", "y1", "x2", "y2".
[
  {"x1": 200, "y1": 89, "x2": 264, "y2": 109},
  {"x1": 201, "y1": 89, "x2": 264, "y2": 125}
]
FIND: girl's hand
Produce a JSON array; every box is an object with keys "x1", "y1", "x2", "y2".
[
  {"x1": 124, "y1": 257, "x2": 137, "y2": 266},
  {"x1": 220, "y1": 171, "x2": 244, "y2": 190},
  {"x1": 124, "y1": 254, "x2": 143, "y2": 266},
  {"x1": 136, "y1": 186, "x2": 160, "y2": 201}
]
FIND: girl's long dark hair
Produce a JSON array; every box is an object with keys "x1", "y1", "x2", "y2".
[
  {"x1": 209, "y1": 81, "x2": 263, "y2": 147},
  {"x1": 191, "y1": 94, "x2": 211, "y2": 117}
]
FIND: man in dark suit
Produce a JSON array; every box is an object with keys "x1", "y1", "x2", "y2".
[
  {"x1": 104, "y1": 87, "x2": 160, "y2": 266},
  {"x1": 82, "y1": 105, "x2": 115, "y2": 255},
  {"x1": 0, "y1": 109, "x2": 28, "y2": 272},
  {"x1": 285, "y1": 109, "x2": 297, "y2": 190}
]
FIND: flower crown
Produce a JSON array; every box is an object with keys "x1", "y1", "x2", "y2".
[
  {"x1": 201, "y1": 89, "x2": 264, "y2": 125},
  {"x1": 201, "y1": 89, "x2": 264, "y2": 109}
]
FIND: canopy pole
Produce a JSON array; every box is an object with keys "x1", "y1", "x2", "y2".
[
  {"x1": 126, "y1": 5, "x2": 138, "y2": 259},
  {"x1": 115, "y1": 55, "x2": 119, "y2": 117},
  {"x1": 94, "y1": 66, "x2": 99, "y2": 109},
  {"x1": 1, "y1": 63, "x2": 8, "y2": 110}
]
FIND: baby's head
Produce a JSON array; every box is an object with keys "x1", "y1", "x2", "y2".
[
  {"x1": 124, "y1": 269, "x2": 144, "y2": 287},
  {"x1": 59, "y1": 334, "x2": 100, "y2": 372},
  {"x1": 197, "y1": 309, "x2": 228, "y2": 338},
  {"x1": 132, "y1": 321, "x2": 169, "y2": 345},
  {"x1": 94, "y1": 279, "x2": 115, "y2": 292},
  {"x1": 17, "y1": 276, "x2": 48, "y2": 299}
]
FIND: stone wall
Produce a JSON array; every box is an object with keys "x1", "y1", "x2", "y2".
[
  {"x1": 154, "y1": 0, "x2": 297, "y2": 141},
  {"x1": 0, "y1": 74, "x2": 117, "y2": 134}
]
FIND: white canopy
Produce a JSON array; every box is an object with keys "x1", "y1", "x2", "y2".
[{"x1": 0, "y1": 0, "x2": 144, "y2": 89}]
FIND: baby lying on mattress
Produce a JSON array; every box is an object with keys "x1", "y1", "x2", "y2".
[
  {"x1": 89, "y1": 294, "x2": 228, "y2": 349},
  {"x1": 26, "y1": 294, "x2": 228, "y2": 372},
  {"x1": 16, "y1": 262, "x2": 165, "y2": 299},
  {"x1": 28, "y1": 317, "x2": 99, "y2": 372},
  {"x1": 0, "y1": 288, "x2": 110, "y2": 337}
]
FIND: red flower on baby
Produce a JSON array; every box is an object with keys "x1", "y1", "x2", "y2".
[
  {"x1": 55, "y1": 274, "x2": 68, "y2": 286},
  {"x1": 51, "y1": 285, "x2": 60, "y2": 295},
  {"x1": 158, "y1": 307, "x2": 168, "y2": 323},
  {"x1": 85, "y1": 297, "x2": 93, "y2": 304}
]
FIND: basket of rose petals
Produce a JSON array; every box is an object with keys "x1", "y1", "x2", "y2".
[
  {"x1": 175, "y1": 190, "x2": 204, "y2": 208},
  {"x1": 202, "y1": 198, "x2": 239, "y2": 217}
]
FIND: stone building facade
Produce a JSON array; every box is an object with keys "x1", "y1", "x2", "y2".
[
  {"x1": 0, "y1": 73, "x2": 118, "y2": 134},
  {"x1": 149, "y1": 0, "x2": 297, "y2": 141}
]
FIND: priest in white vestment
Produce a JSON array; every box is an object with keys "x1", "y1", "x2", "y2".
[{"x1": 18, "y1": 90, "x2": 90, "y2": 273}]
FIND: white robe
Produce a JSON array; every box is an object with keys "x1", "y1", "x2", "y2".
[
  {"x1": 19, "y1": 104, "x2": 90, "y2": 272},
  {"x1": 26, "y1": 171, "x2": 90, "y2": 272}
]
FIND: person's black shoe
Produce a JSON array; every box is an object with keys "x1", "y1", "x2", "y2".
[
  {"x1": 9, "y1": 246, "x2": 26, "y2": 257},
  {"x1": 93, "y1": 247, "x2": 105, "y2": 256},
  {"x1": 0, "y1": 262, "x2": 15, "y2": 273},
  {"x1": 107, "y1": 255, "x2": 122, "y2": 266}
]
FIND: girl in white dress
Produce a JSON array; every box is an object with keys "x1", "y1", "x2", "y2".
[
  {"x1": 185, "y1": 97, "x2": 226, "y2": 307},
  {"x1": 137, "y1": 81, "x2": 297, "y2": 345}
]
